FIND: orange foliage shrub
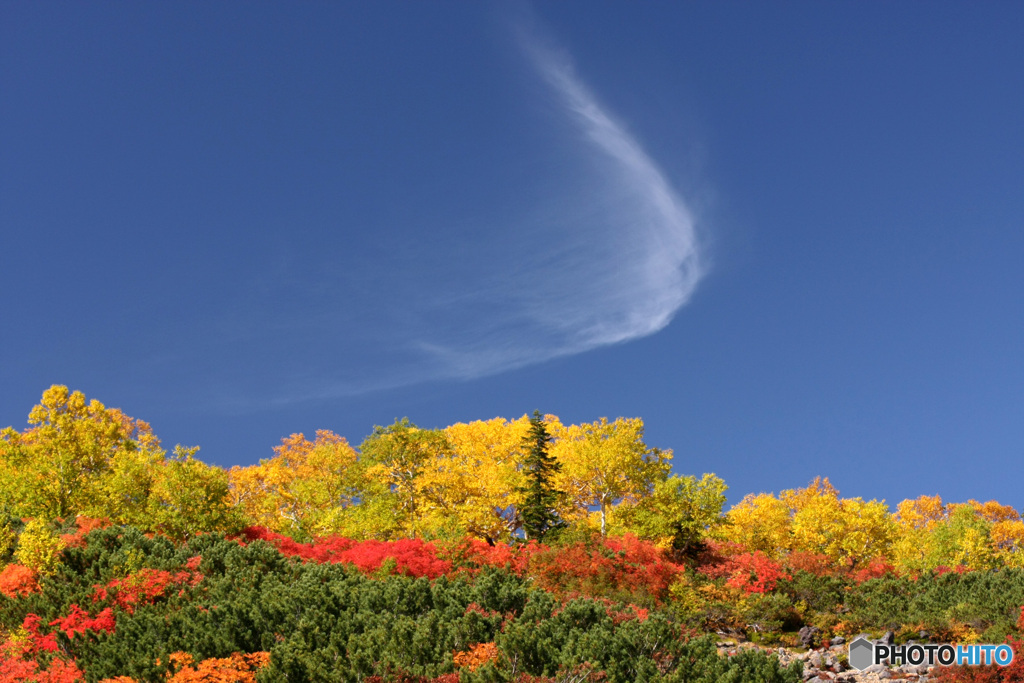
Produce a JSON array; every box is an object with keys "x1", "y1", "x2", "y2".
[
  {"x1": 699, "y1": 550, "x2": 790, "y2": 594},
  {"x1": 0, "y1": 565, "x2": 39, "y2": 599},
  {"x1": 528, "y1": 535, "x2": 682, "y2": 603},
  {"x1": 453, "y1": 642, "x2": 499, "y2": 672},
  {"x1": 164, "y1": 652, "x2": 270, "y2": 683},
  {"x1": 785, "y1": 551, "x2": 833, "y2": 577},
  {"x1": 60, "y1": 517, "x2": 111, "y2": 549}
]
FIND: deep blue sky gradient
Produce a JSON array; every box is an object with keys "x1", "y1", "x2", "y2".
[{"x1": 2, "y1": 2, "x2": 1022, "y2": 508}]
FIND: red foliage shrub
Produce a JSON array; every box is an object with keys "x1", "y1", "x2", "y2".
[
  {"x1": 464, "y1": 602, "x2": 501, "y2": 619},
  {"x1": 0, "y1": 565, "x2": 39, "y2": 599},
  {"x1": 0, "y1": 613, "x2": 84, "y2": 683},
  {"x1": 850, "y1": 557, "x2": 896, "y2": 583},
  {"x1": 59, "y1": 517, "x2": 111, "y2": 550},
  {"x1": 933, "y1": 636, "x2": 1024, "y2": 682},
  {"x1": 91, "y1": 567, "x2": 203, "y2": 614},
  {"x1": 49, "y1": 605, "x2": 115, "y2": 639},
  {"x1": 442, "y1": 538, "x2": 542, "y2": 576},
  {"x1": 607, "y1": 603, "x2": 649, "y2": 625},
  {"x1": 235, "y1": 527, "x2": 451, "y2": 578},
  {"x1": 333, "y1": 539, "x2": 451, "y2": 578},
  {"x1": 364, "y1": 670, "x2": 460, "y2": 683},
  {"x1": 528, "y1": 535, "x2": 682, "y2": 603},
  {"x1": 700, "y1": 551, "x2": 789, "y2": 594},
  {"x1": 0, "y1": 656, "x2": 85, "y2": 683},
  {"x1": 785, "y1": 551, "x2": 833, "y2": 577},
  {"x1": 935, "y1": 565, "x2": 972, "y2": 577}
]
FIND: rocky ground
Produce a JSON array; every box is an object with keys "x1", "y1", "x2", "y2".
[{"x1": 716, "y1": 639, "x2": 940, "y2": 683}]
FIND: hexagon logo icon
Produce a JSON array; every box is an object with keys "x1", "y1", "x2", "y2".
[{"x1": 848, "y1": 637, "x2": 874, "y2": 671}]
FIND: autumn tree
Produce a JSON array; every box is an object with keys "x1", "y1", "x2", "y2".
[
  {"x1": 893, "y1": 499, "x2": 1001, "y2": 572},
  {"x1": 518, "y1": 411, "x2": 565, "y2": 541},
  {"x1": 724, "y1": 478, "x2": 894, "y2": 567},
  {"x1": 429, "y1": 416, "x2": 532, "y2": 543},
  {"x1": 783, "y1": 478, "x2": 895, "y2": 565},
  {"x1": 885, "y1": 494, "x2": 1000, "y2": 573},
  {"x1": 615, "y1": 473, "x2": 728, "y2": 556},
  {"x1": 549, "y1": 416, "x2": 670, "y2": 536},
  {"x1": 723, "y1": 492, "x2": 793, "y2": 557},
  {"x1": 357, "y1": 419, "x2": 453, "y2": 539},
  {"x1": 147, "y1": 446, "x2": 241, "y2": 541},
  {"x1": 0, "y1": 385, "x2": 162, "y2": 521},
  {"x1": 229, "y1": 430, "x2": 359, "y2": 539}
]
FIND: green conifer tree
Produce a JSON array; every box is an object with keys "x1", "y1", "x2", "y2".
[{"x1": 519, "y1": 410, "x2": 565, "y2": 541}]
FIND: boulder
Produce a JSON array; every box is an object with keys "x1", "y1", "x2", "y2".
[{"x1": 800, "y1": 625, "x2": 822, "y2": 648}]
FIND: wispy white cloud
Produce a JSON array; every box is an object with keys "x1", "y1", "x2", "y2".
[
  {"x1": 412, "y1": 31, "x2": 705, "y2": 380},
  {"x1": 221, "y1": 22, "x2": 706, "y2": 409}
]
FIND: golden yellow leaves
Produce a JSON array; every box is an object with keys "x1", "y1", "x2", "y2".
[
  {"x1": 228, "y1": 430, "x2": 358, "y2": 538},
  {"x1": 13, "y1": 519, "x2": 66, "y2": 575},
  {"x1": 722, "y1": 481, "x2": 1024, "y2": 573},
  {"x1": 723, "y1": 477, "x2": 894, "y2": 565},
  {"x1": 1, "y1": 385, "x2": 163, "y2": 521},
  {"x1": 548, "y1": 416, "x2": 670, "y2": 535}
]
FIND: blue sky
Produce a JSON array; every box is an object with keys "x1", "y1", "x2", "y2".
[{"x1": 2, "y1": 2, "x2": 1022, "y2": 508}]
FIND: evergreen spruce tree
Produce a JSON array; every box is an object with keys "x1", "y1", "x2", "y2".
[{"x1": 519, "y1": 410, "x2": 565, "y2": 541}]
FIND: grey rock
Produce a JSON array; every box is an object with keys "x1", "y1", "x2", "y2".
[
  {"x1": 800, "y1": 625, "x2": 822, "y2": 648},
  {"x1": 831, "y1": 636, "x2": 846, "y2": 646}
]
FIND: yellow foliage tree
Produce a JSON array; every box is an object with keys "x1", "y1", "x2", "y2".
[
  {"x1": 229, "y1": 430, "x2": 359, "y2": 538},
  {"x1": 149, "y1": 446, "x2": 241, "y2": 541},
  {"x1": 428, "y1": 416, "x2": 532, "y2": 542},
  {"x1": 723, "y1": 492, "x2": 793, "y2": 557},
  {"x1": 548, "y1": 416, "x2": 670, "y2": 535},
  {"x1": 614, "y1": 473, "x2": 728, "y2": 555},
  {"x1": 892, "y1": 495, "x2": 946, "y2": 573},
  {"x1": 969, "y1": 499, "x2": 1020, "y2": 524},
  {"x1": 990, "y1": 519, "x2": 1024, "y2": 568},
  {"x1": 0, "y1": 385, "x2": 163, "y2": 521},
  {"x1": 355, "y1": 419, "x2": 451, "y2": 539},
  {"x1": 725, "y1": 478, "x2": 894, "y2": 566},
  {"x1": 891, "y1": 496, "x2": 1005, "y2": 572},
  {"x1": 783, "y1": 478, "x2": 894, "y2": 565}
]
